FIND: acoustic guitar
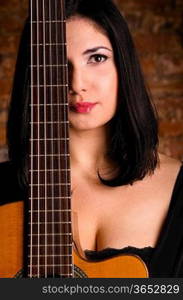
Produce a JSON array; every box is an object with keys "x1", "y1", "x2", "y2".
[{"x1": 0, "y1": 0, "x2": 148, "y2": 278}]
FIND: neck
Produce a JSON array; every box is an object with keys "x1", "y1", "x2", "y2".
[{"x1": 69, "y1": 126, "x2": 110, "y2": 176}]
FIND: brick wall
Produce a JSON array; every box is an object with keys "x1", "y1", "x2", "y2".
[
  {"x1": 0, "y1": 0, "x2": 183, "y2": 162},
  {"x1": 0, "y1": 0, "x2": 27, "y2": 161},
  {"x1": 114, "y1": 0, "x2": 183, "y2": 160}
]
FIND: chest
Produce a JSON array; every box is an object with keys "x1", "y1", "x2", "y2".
[{"x1": 71, "y1": 180, "x2": 171, "y2": 253}]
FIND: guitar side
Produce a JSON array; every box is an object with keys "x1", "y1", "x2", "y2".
[{"x1": 73, "y1": 250, "x2": 148, "y2": 278}]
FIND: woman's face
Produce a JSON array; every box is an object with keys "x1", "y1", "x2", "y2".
[{"x1": 66, "y1": 17, "x2": 118, "y2": 131}]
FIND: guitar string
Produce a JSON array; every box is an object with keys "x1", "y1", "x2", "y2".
[
  {"x1": 62, "y1": 0, "x2": 68, "y2": 277},
  {"x1": 37, "y1": 0, "x2": 41, "y2": 278},
  {"x1": 56, "y1": 0, "x2": 63, "y2": 277},
  {"x1": 62, "y1": 0, "x2": 72, "y2": 277},
  {"x1": 56, "y1": 0, "x2": 61, "y2": 277},
  {"x1": 53, "y1": 0, "x2": 57, "y2": 277},
  {"x1": 61, "y1": 0, "x2": 71, "y2": 277},
  {"x1": 57, "y1": 0, "x2": 64, "y2": 277},
  {"x1": 55, "y1": 0, "x2": 71, "y2": 277},
  {"x1": 29, "y1": 0, "x2": 39, "y2": 277},
  {"x1": 36, "y1": 0, "x2": 40, "y2": 278},
  {"x1": 43, "y1": 0, "x2": 48, "y2": 278},
  {"x1": 49, "y1": 0, "x2": 54, "y2": 279},
  {"x1": 55, "y1": 0, "x2": 61, "y2": 276},
  {"x1": 30, "y1": 0, "x2": 33, "y2": 278},
  {"x1": 61, "y1": 0, "x2": 65, "y2": 277}
]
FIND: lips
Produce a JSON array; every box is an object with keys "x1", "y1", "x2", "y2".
[{"x1": 70, "y1": 102, "x2": 97, "y2": 113}]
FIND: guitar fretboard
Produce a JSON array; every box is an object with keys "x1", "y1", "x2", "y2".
[{"x1": 27, "y1": 0, "x2": 72, "y2": 278}]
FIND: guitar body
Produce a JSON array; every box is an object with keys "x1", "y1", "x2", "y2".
[
  {"x1": 0, "y1": 202, "x2": 148, "y2": 278},
  {"x1": 0, "y1": 202, "x2": 23, "y2": 278}
]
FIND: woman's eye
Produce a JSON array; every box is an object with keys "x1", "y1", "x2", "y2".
[{"x1": 88, "y1": 54, "x2": 107, "y2": 64}]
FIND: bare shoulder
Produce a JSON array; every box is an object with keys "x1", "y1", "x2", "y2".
[
  {"x1": 153, "y1": 153, "x2": 182, "y2": 191},
  {"x1": 158, "y1": 153, "x2": 182, "y2": 177},
  {"x1": 139, "y1": 153, "x2": 182, "y2": 198}
]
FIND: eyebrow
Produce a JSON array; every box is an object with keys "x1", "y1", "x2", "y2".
[{"x1": 83, "y1": 46, "x2": 112, "y2": 55}]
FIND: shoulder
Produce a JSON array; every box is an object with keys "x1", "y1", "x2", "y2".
[
  {"x1": 137, "y1": 153, "x2": 182, "y2": 208},
  {"x1": 153, "y1": 153, "x2": 182, "y2": 201},
  {"x1": 158, "y1": 153, "x2": 182, "y2": 170},
  {"x1": 157, "y1": 153, "x2": 182, "y2": 183}
]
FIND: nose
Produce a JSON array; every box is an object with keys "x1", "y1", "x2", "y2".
[{"x1": 68, "y1": 63, "x2": 87, "y2": 95}]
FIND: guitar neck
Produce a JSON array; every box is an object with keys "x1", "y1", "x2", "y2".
[{"x1": 27, "y1": 0, "x2": 72, "y2": 278}]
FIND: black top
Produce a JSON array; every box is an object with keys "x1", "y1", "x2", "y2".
[{"x1": 0, "y1": 161, "x2": 183, "y2": 277}]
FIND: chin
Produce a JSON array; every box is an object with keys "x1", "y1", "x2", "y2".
[
  {"x1": 69, "y1": 120, "x2": 107, "y2": 132},
  {"x1": 69, "y1": 124, "x2": 99, "y2": 131}
]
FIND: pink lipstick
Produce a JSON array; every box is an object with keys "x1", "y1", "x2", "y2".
[{"x1": 70, "y1": 102, "x2": 97, "y2": 113}]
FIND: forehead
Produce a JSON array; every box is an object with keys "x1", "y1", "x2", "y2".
[{"x1": 66, "y1": 17, "x2": 112, "y2": 52}]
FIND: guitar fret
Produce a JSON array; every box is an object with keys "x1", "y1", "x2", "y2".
[
  {"x1": 28, "y1": 244, "x2": 72, "y2": 246},
  {"x1": 31, "y1": 220, "x2": 71, "y2": 224},
  {"x1": 29, "y1": 210, "x2": 71, "y2": 214},
  {"x1": 31, "y1": 183, "x2": 70, "y2": 186},
  {"x1": 29, "y1": 254, "x2": 72, "y2": 257},
  {"x1": 30, "y1": 103, "x2": 68, "y2": 106},
  {"x1": 28, "y1": 264, "x2": 72, "y2": 267},
  {"x1": 30, "y1": 121, "x2": 69, "y2": 124},
  {"x1": 29, "y1": 154, "x2": 70, "y2": 157},
  {"x1": 30, "y1": 64, "x2": 68, "y2": 67},
  {"x1": 31, "y1": 84, "x2": 68, "y2": 87},
  {"x1": 29, "y1": 233, "x2": 72, "y2": 236},
  {"x1": 28, "y1": 273, "x2": 73, "y2": 277},
  {"x1": 29, "y1": 219, "x2": 71, "y2": 223},
  {"x1": 29, "y1": 169, "x2": 70, "y2": 172},
  {"x1": 29, "y1": 210, "x2": 71, "y2": 213},
  {"x1": 31, "y1": 20, "x2": 66, "y2": 23},
  {"x1": 32, "y1": 43, "x2": 67, "y2": 46},
  {"x1": 29, "y1": 197, "x2": 70, "y2": 199},
  {"x1": 30, "y1": 138, "x2": 69, "y2": 141},
  {"x1": 29, "y1": 222, "x2": 71, "y2": 226},
  {"x1": 29, "y1": 221, "x2": 71, "y2": 225}
]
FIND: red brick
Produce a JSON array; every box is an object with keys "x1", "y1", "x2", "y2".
[
  {"x1": 156, "y1": 98, "x2": 183, "y2": 122},
  {"x1": 159, "y1": 136, "x2": 183, "y2": 160},
  {"x1": 135, "y1": 33, "x2": 182, "y2": 55},
  {"x1": 159, "y1": 121, "x2": 183, "y2": 137},
  {"x1": 150, "y1": 81, "x2": 183, "y2": 98},
  {"x1": 115, "y1": 0, "x2": 169, "y2": 11},
  {"x1": 0, "y1": 56, "x2": 16, "y2": 79},
  {"x1": 0, "y1": 79, "x2": 13, "y2": 96},
  {"x1": 0, "y1": 34, "x2": 21, "y2": 54},
  {"x1": 140, "y1": 55, "x2": 157, "y2": 77},
  {"x1": 157, "y1": 54, "x2": 183, "y2": 77},
  {"x1": 0, "y1": 109, "x2": 8, "y2": 123},
  {"x1": 0, "y1": 125, "x2": 6, "y2": 146}
]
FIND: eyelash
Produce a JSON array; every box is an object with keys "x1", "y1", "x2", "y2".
[{"x1": 88, "y1": 54, "x2": 108, "y2": 64}]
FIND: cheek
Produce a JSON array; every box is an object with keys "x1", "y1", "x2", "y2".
[{"x1": 99, "y1": 69, "x2": 118, "y2": 103}]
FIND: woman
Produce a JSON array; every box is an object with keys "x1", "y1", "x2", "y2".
[{"x1": 1, "y1": 0, "x2": 183, "y2": 277}]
